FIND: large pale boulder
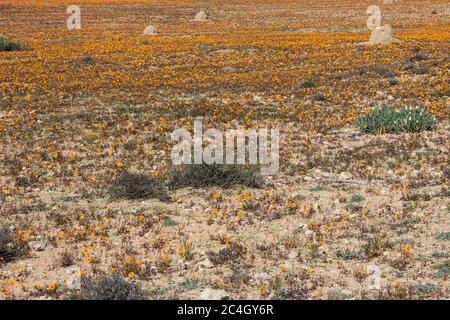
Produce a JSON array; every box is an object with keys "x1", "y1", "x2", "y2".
[
  {"x1": 143, "y1": 25, "x2": 157, "y2": 36},
  {"x1": 368, "y1": 25, "x2": 395, "y2": 44},
  {"x1": 193, "y1": 10, "x2": 209, "y2": 21}
]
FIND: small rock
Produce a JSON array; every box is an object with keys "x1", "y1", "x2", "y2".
[
  {"x1": 28, "y1": 241, "x2": 47, "y2": 251},
  {"x1": 339, "y1": 172, "x2": 352, "y2": 180},
  {"x1": 197, "y1": 258, "x2": 214, "y2": 269},
  {"x1": 66, "y1": 268, "x2": 81, "y2": 290},
  {"x1": 305, "y1": 230, "x2": 314, "y2": 238},
  {"x1": 222, "y1": 66, "x2": 235, "y2": 73},
  {"x1": 287, "y1": 251, "x2": 298, "y2": 260},
  {"x1": 199, "y1": 288, "x2": 229, "y2": 300},
  {"x1": 254, "y1": 272, "x2": 270, "y2": 280},
  {"x1": 290, "y1": 192, "x2": 305, "y2": 200}
]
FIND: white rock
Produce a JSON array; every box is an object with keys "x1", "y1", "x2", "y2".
[
  {"x1": 222, "y1": 66, "x2": 235, "y2": 73},
  {"x1": 290, "y1": 192, "x2": 305, "y2": 200},
  {"x1": 199, "y1": 288, "x2": 229, "y2": 300},
  {"x1": 288, "y1": 251, "x2": 298, "y2": 260},
  {"x1": 28, "y1": 241, "x2": 47, "y2": 251},
  {"x1": 143, "y1": 25, "x2": 157, "y2": 35},
  {"x1": 66, "y1": 273, "x2": 81, "y2": 290},
  {"x1": 197, "y1": 258, "x2": 214, "y2": 268},
  {"x1": 194, "y1": 10, "x2": 209, "y2": 21},
  {"x1": 339, "y1": 172, "x2": 352, "y2": 180},
  {"x1": 305, "y1": 230, "x2": 314, "y2": 237}
]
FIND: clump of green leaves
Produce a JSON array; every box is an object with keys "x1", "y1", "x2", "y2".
[
  {"x1": 435, "y1": 232, "x2": 450, "y2": 241},
  {"x1": 433, "y1": 260, "x2": 450, "y2": 279},
  {"x1": 350, "y1": 194, "x2": 365, "y2": 203},
  {"x1": 0, "y1": 35, "x2": 25, "y2": 52},
  {"x1": 109, "y1": 172, "x2": 169, "y2": 201},
  {"x1": 356, "y1": 106, "x2": 436, "y2": 134},
  {"x1": 409, "y1": 283, "x2": 439, "y2": 297},
  {"x1": 328, "y1": 290, "x2": 353, "y2": 300},
  {"x1": 168, "y1": 164, "x2": 263, "y2": 189}
]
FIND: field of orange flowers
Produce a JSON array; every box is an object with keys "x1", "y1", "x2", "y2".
[{"x1": 0, "y1": 0, "x2": 449, "y2": 300}]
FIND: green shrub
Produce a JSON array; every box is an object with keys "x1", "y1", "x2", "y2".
[
  {"x1": 75, "y1": 275, "x2": 145, "y2": 300},
  {"x1": 167, "y1": 164, "x2": 263, "y2": 189},
  {"x1": 78, "y1": 55, "x2": 96, "y2": 65},
  {"x1": 109, "y1": 172, "x2": 169, "y2": 201},
  {"x1": 0, "y1": 35, "x2": 25, "y2": 52},
  {"x1": 387, "y1": 77, "x2": 399, "y2": 86},
  {"x1": 435, "y1": 232, "x2": 450, "y2": 241},
  {"x1": 0, "y1": 225, "x2": 28, "y2": 264},
  {"x1": 433, "y1": 260, "x2": 450, "y2": 279},
  {"x1": 300, "y1": 79, "x2": 315, "y2": 88},
  {"x1": 356, "y1": 106, "x2": 436, "y2": 134},
  {"x1": 350, "y1": 194, "x2": 365, "y2": 203}
]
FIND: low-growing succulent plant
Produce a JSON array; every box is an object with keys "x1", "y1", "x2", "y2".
[{"x1": 356, "y1": 106, "x2": 436, "y2": 134}]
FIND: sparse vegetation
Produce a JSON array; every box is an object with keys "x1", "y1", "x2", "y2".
[
  {"x1": 73, "y1": 275, "x2": 145, "y2": 300},
  {"x1": 0, "y1": 35, "x2": 25, "y2": 52},
  {"x1": 207, "y1": 242, "x2": 247, "y2": 266},
  {"x1": 435, "y1": 232, "x2": 450, "y2": 241},
  {"x1": 168, "y1": 164, "x2": 263, "y2": 189},
  {"x1": 433, "y1": 260, "x2": 450, "y2": 279},
  {"x1": 109, "y1": 172, "x2": 169, "y2": 201},
  {"x1": 0, "y1": 225, "x2": 28, "y2": 264}
]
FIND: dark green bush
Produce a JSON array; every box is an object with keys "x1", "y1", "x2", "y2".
[
  {"x1": 78, "y1": 55, "x2": 96, "y2": 65},
  {"x1": 356, "y1": 106, "x2": 436, "y2": 134},
  {"x1": 0, "y1": 35, "x2": 25, "y2": 52},
  {"x1": 300, "y1": 79, "x2": 315, "y2": 88},
  {"x1": 0, "y1": 225, "x2": 28, "y2": 264},
  {"x1": 76, "y1": 275, "x2": 145, "y2": 300},
  {"x1": 109, "y1": 172, "x2": 169, "y2": 201},
  {"x1": 387, "y1": 77, "x2": 399, "y2": 86},
  {"x1": 168, "y1": 164, "x2": 263, "y2": 189}
]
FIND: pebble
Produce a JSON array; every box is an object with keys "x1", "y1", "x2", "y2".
[
  {"x1": 28, "y1": 241, "x2": 47, "y2": 251},
  {"x1": 199, "y1": 288, "x2": 230, "y2": 300},
  {"x1": 197, "y1": 258, "x2": 214, "y2": 269},
  {"x1": 288, "y1": 251, "x2": 298, "y2": 260}
]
